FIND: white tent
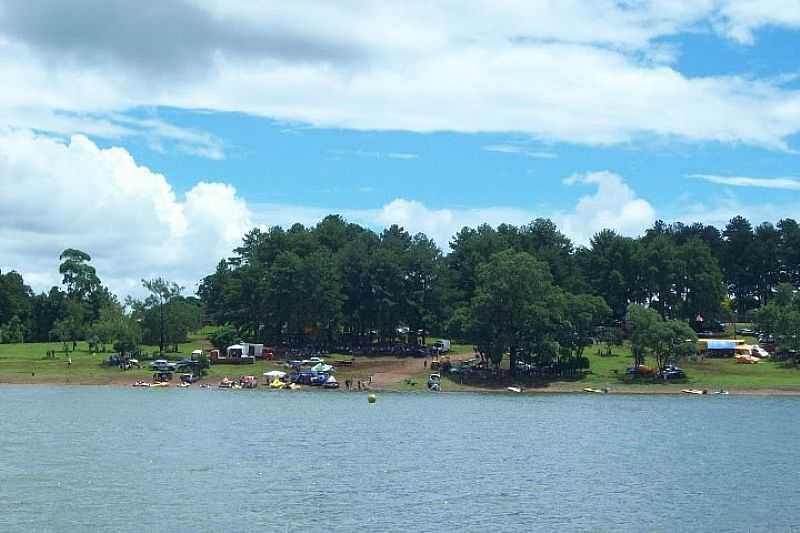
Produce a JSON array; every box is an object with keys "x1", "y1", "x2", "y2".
[
  {"x1": 264, "y1": 370, "x2": 287, "y2": 379},
  {"x1": 312, "y1": 363, "x2": 334, "y2": 373}
]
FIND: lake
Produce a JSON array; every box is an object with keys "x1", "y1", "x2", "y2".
[{"x1": 0, "y1": 386, "x2": 798, "y2": 532}]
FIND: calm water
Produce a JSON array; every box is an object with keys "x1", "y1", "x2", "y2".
[{"x1": 1, "y1": 386, "x2": 798, "y2": 532}]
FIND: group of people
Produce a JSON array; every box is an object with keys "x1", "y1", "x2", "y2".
[{"x1": 343, "y1": 377, "x2": 371, "y2": 391}]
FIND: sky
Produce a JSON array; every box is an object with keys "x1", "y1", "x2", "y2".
[{"x1": 2, "y1": 0, "x2": 800, "y2": 298}]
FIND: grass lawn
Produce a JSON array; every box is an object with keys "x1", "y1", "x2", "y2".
[
  {"x1": 577, "y1": 342, "x2": 800, "y2": 391},
  {"x1": 0, "y1": 334, "x2": 211, "y2": 384},
  {"x1": 2, "y1": 333, "x2": 800, "y2": 392}
]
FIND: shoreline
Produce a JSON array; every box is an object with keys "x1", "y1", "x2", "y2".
[{"x1": 3, "y1": 377, "x2": 800, "y2": 396}]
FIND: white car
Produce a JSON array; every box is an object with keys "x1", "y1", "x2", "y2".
[{"x1": 150, "y1": 359, "x2": 176, "y2": 372}]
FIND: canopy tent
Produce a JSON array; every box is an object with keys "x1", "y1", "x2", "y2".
[
  {"x1": 264, "y1": 370, "x2": 287, "y2": 379},
  {"x1": 311, "y1": 363, "x2": 334, "y2": 373},
  {"x1": 705, "y1": 340, "x2": 738, "y2": 350}
]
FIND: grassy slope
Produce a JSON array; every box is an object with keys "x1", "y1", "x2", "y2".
[{"x1": 2, "y1": 335, "x2": 800, "y2": 392}]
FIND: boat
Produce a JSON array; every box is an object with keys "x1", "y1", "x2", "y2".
[
  {"x1": 177, "y1": 382, "x2": 190, "y2": 388},
  {"x1": 507, "y1": 386, "x2": 523, "y2": 393},
  {"x1": 323, "y1": 376, "x2": 340, "y2": 389},
  {"x1": 583, "y1": 387, "x2": 608, "y2": 394},
  {"x1": 218, "y1": 377, "x2": 234, "y2": 389},
  {"x1": 713, "y1": 389, "x2": 730, "y2": 395},
  {"x1": 149, "y1": 381, "x2": 169, "y2": 388},
  {"x1": 288, "y1": 383, "x2": 302, "y2": 390},
  {"x1": 132, "y1": 380, "x2": 149, "y2": 388},
  {"x1": 681, "y1": 388, "x2": 707, "y2": 395}
]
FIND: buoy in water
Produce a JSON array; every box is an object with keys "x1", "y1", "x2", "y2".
[{"x1": 367, "y1": 394, "x2": 377, "y2": 404}]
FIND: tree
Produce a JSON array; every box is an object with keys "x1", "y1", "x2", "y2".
[
  {"x1": 580, "y1": 230, "x2": 642, "y2": 319},
  {"x1": 722, "y1": 217, "x2": 756, "y2": 314},
  {"x1": 468, "y1": 250, "x2": 564, "y2": 371},
  {"x1": 0, "y1": 270, "x2": 33, "y2": 328},
  {"x1": 50, "y1": 299, "x2": 85, "y2": 352},
  {"x1": 140, "y1": 278, "x2": 184, "y2": 354},
  {"x1": 209, "y1": 325, "x2": 239, "y2": 351},
  {"x1": 59, "y1": 249, "x2": 101, "y2": 300},
  {"x1": 90, "y1": 304, "x2": 142, "y2": 354},
  {"x1": 559, "y1": 294, "x2": 611, "y2": 360},
  {"x1": 626, "y1": 304, "x2": 697, "y2": 371}
]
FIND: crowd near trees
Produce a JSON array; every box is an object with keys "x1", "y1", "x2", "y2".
[
  {"x1": 0, "y1": 250, "x2": 200, "y2": 355},
  {"x1": 2, "y1": 214, "x2": 799, "y2": 371}
]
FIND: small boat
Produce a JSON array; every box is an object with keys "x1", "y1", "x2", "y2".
[
  {"x1": 177, "y1": 382, "x2": 190, "y2": 388},
  {"x1": 507, "y1": 386, "x2": 523, "y2": 393},
  {"x1": 583, "y1": 387, "x2": 608, "y2": 394},
  {"x1": 323, "y1": 376, "x2": 340, "y2": 389},
  {"x1": 149, "y1": 381, "x2": 169, "y2": 388},
  {"x1": 288, "y1": 383, "x2": 302, "y2": 390},
  {"x1": 713, "y1": 389, "x2": 729, "y2": 395},
  {"x1": 132, "y1": 380, "x2": 149, "y2": 388},
  {"x1": 218, "y1": 377, "x2": 234, "y2": 389},
  {"x1": 681, "y1": 388, "x2": 707, "y2": 395}
]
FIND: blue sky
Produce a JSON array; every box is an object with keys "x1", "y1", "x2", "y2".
[{"x1": 3, "y1": 1, "x2": 800, "y2": 295}]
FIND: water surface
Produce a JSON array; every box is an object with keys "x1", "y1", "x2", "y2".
[{"x1": 1, "y1": 386, "x2": 798, "y2": 532}]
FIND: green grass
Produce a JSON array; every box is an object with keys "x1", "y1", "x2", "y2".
[
  {"x1": 0, "y1": 337, "x2": 210, "y2": 384},
  {"x1": 2, "y1": 334, "x2": 800, "y2": 392},
  {"x1": 577, "y1": 342, "x2": 800, "y2": 391}
]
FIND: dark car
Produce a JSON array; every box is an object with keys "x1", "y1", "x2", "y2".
[
  {"x1": 658, "y1": 365, "x2": 686, "y2": 380},
  {"x1": 736, "y1": 328, "x2": 755, "y2": 336},
  {"x1": 174, "y1": 359, "x2": 198, "y2": 371}
]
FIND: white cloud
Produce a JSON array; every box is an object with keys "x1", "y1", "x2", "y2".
[
  {"x1": 482, "y1": 144, "x2": 558, "y2": 159},
  {"x1": 250, "y1": 171, "x2": 658, "y2": 248},
  {"x1": 556, "y1": 171, "x2": 657, "y2": 243},
  {"x1": 715, "y1": 0, "x2": 800, "y2": 44},
  {"x1": 1, "y1": 2, "x2": 800, "y2": 148},
  {"x1": 329, "y1": 149, "x2": 419, "y2": 160},
  {"x1": 689, "y1": 173, "x2": 800, "y2": 190},
  {"x1": 0, "y1": 130, "x2": 250, "y2": 296}
]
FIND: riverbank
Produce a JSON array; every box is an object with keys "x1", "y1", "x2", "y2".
[{"x1": 2, "y1": 338, "x2": 800, "y2": 395}]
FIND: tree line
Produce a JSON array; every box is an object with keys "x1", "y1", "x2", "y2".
[
  {"x1": 2, "y1": 214, "x2": 798, "y2": 366},
  {"x1": 0, "y1": 249, "x2": 200, "y2": 354},
  {"x1": 196, "y1": 215, "x2": 798, "y2": 358}
]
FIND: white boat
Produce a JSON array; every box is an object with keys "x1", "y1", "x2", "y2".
[{"x1": 507, "y1": 386, "x2": 522, "y2": 393}]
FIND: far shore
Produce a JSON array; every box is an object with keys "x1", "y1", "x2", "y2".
[{"x1": 3, "y1": 375, "x2": 800, "y2": 397}]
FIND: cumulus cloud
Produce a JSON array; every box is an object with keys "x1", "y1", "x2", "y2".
[
  {"x1": 556, "y1": 171, "x2": 657, "y2": 244},
  {"x1": 1, "y1": 1, "x2": 800, "y2": 148},
  {"x1": 0, "y1": 130, "x2": 251, "y2": 296},
  {"x1": 250, "y1": 172, "x2": 659, "y2": 249}
]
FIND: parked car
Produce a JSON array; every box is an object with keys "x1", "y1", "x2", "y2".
[
  {"x1": 174, "y1": 359, "x2": 197, "y2": 371},
  {"x1": 736, "y1": 328, "x2": 755, "y2": 336},
  {"x1": 150, "y1": 359, "x2": 176, "y2": 372},
  {"x1": 658, "y1": 365, "x2": 686, "y2": 380}
]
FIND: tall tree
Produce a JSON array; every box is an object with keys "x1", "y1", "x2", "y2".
[
  {"x1": 468, "y1": 250, "x2": 564, "y2": 371},
  {"x1": 140, "y1": 278, "x2": 184, "y2": 354},
  {"x1": 722, "y1": 216, "x2": 756, "y2": 314}
]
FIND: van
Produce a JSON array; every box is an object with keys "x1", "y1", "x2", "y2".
[{"x1": 433, "y1": 339, "x2": 451, "y2": 353}]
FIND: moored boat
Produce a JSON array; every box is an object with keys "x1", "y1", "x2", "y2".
[{"x1": 681, "y1": 388, "x2": 707, "y2": 395}]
